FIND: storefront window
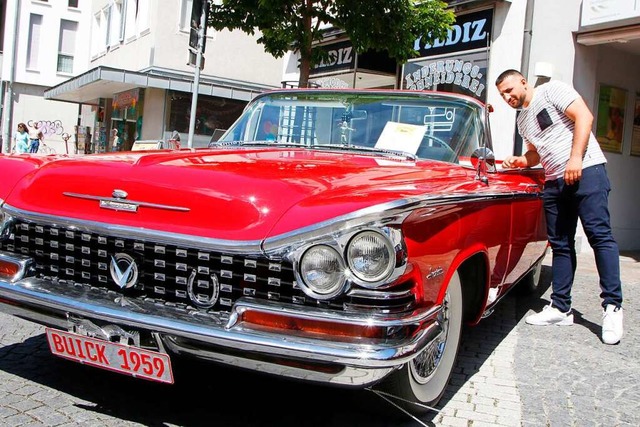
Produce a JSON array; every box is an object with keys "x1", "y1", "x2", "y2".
[
  {"x1": 402, "y1": 49, "x2": 488, "y2": 102},
  {"x1": 167, "y1": 91, "x2": 247, "y2": 136}
]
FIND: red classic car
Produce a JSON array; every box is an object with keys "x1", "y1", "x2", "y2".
[{"x1": 0, "y1": 89, "x2": 547, "y2": 412}]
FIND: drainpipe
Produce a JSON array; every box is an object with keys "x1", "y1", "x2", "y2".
[
  {"x1": 513, "y1": 0, "x2": 535, "y2": 155},
  {"x1": 2, "y1": 0, "x2": 20, "y2": 154}
]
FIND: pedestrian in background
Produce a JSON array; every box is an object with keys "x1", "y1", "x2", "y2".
[
  {"x1": 28, "y1": 121, "x2": 43, "y2": 153},
  {"x1": 495, "y1": 69, "x2": 623, "y2": 345},
  {"x1": 13, "y1": 123, "x2": 30, "y2": 154},
  {"x1": 112, "y1": 129, "x2": 120, "y2": 151},
  {"x1": 170, "y1": 130, "x2": 181, "y2": 149}
]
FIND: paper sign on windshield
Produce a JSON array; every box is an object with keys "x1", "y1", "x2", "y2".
[{"x1": 375, "y1": 122, "x2": 427, "y2": 155}]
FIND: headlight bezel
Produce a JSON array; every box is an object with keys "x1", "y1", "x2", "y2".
[
  {"x1": 346, "y1": 229, "x2": 396, "y2": 286},
  {"x1": 297, "y1": 244, "x2": 348, "y2": 300},
  {"x1": 291, "y1": 226, "x2": 406, "y2": 301}
]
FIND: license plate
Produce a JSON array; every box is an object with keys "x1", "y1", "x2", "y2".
[{"x1": 45, "y1": 328, "x2": 174, "y2": 384}]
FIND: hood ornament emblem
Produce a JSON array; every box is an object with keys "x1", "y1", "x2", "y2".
[
  {"x1": 110, "y1": 253, "x2": 139, "y2": 289},
  {"x1": 112, "y1": 189, "x2": 128, "y2": 199},
  {"x1": 63, "y1": 191, "x2": 190, "y2": 213}
]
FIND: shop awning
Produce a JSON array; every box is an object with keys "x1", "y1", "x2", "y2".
[{"x1": 44, "y1": 66, "x2": 277, "y2": 105}]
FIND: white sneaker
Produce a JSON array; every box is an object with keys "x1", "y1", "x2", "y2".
[
  {"x1": 602, "y1": 305, "x2": 623, "y2": 345},
  {"x1": 525, "y1": 304, "x2": 574, "y2": 326}
]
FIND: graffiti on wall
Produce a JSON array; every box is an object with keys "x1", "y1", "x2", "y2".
[{"x1": 27, "y1": 119, "x2": 66, "y2": 138}]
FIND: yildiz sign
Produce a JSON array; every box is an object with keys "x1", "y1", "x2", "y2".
[
  {"x1": 403, "y1": 8, "x2": 492, "y2": 101},
  {"x1": 413, "y1": 8, "x2": 492, "y2": 57}
]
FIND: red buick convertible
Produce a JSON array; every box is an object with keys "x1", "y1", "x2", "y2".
[{"x1": 0, "y1": 89, "x2": 546, "y2": 411}]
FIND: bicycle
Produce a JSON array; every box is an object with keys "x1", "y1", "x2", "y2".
[{"x1": 38, "y1": 142, "x2": 56, "y2": 155}]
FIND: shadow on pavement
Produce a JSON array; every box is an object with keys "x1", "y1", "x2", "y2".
[{"x1": 0, "y1": 269, "x2": 554, "y2": 427}]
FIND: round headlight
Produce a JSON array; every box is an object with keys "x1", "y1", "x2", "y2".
[
  {"x1": 299, "y1": 245, "x2": 346, "y2": 299},
  {"x1": 347, "y1": 231, "x2": 395, "y2": 284}
]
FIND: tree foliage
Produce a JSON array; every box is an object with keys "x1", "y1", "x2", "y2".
[{"x1": 208, "y1": 0, "x2": 454, "y2": 87}]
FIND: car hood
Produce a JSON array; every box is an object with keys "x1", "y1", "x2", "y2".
[{"x1": 1, "y1": 149, "x2": 472, "y2": 241}]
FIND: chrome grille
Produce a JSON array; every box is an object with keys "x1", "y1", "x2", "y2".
[{"x1": 0, "y1": 218, "x2": 416, "y2": 312}]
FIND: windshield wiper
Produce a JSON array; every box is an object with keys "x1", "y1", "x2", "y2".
[
  {"x1": 210, "y1": 140, "x2": 417, "y2": 161},
  {"x1": 210, "y1": 140, "x2": 308, "y2": 148},
  {"x1": 312, "y1": 144, "x2": 417, "y2": 161}
]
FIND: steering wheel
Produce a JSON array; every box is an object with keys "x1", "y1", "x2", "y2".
[{"x1": 417, "y1": 134, "x2": 458, "y2": 163}]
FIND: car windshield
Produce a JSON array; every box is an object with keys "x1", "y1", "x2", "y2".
[{"x1": 217, "y1": 91, "x2": 487, "y2": 164}]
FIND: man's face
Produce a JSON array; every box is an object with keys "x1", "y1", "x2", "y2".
[{"x1": 496, "y1": 75, "x2": 527, "y2": 109}]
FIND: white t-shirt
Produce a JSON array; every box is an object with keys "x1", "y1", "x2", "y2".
[{"x1": 516, "y1": 80, "x2": 607, "y2": 181}]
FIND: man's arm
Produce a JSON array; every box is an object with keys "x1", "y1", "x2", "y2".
[
  {"x1": 563, "y1": 96, "x2": 592, "y2": 185},
  {"x1": 502, "y1": 142, "x2": 540, "y2": 169}
]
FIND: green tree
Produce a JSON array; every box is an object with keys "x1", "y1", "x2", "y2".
[{"x1": 208, "y1": 0, "x2": 454, "y2": 87}]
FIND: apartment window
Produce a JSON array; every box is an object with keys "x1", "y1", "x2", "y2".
[
  {"x1": 26, "y1": 14, "x2": 43, "y2": 69},
  {"x1": 0, "y1": 1, "x2": 6, "y2": 53},
  {"x1": 68, "y1": 0, "x2": 79, "y2": 7},
  {"x1": 137, "y1": 0, "x2": 150, "y2": 32},
  {"x1": 57, "y1": 20, "x2": 78, "y2": 74},
  {"x1": 180, "y1": 0, "x2": 193, "y2": 30},
  {"x1": 108, "y1": 1, "x2": 126, "y2": 46}
]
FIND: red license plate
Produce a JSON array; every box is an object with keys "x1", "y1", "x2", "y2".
[{"x1": 45, "y1": 328, "x2": 174, "y2": 384}]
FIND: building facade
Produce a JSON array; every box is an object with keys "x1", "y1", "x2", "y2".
[
  {"x1": 1, "y1": 0, "x2": 93, "y2": 155},
  {"x1": 1, "y1": 0, "x2": 284, "y2": 154}
]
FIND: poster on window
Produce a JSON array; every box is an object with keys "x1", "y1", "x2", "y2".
[
  {"x1": 631, "y1": 94, "x2": 640, "y2": 156},
  {"x1": 595, "y1": 84, "x2": 626, "y2": 153}
]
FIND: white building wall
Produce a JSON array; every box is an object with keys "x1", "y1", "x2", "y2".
[
  {"x1": 581, "y1": 45, "x2": 640, "y2": 251},
  {"x1": 89, "y1": 0, "x2": 282, "y2": 87},
  {"x1": 526, "y1": 0, "x2": 582, "y2": 83},
  {"x1": 1, "y1": 0, "x2": 92, "y2": 154},
  {"x1": 140, "y1": 87, "x2": 166, "y2": 140},
  {"x1": 524, "y1": 0, "x2": 640, "y2": 251},
  {"x1": 485, "y1": 0, "x2": 528, "y2": 160}
]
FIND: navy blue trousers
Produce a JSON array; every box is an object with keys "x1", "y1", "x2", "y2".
[{"x1": 543, "y1": 164, "x2": 622, "y2": 313}]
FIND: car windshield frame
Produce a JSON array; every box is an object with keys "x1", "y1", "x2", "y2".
[{"x1": 217, "y1": 90, "x2": 489, "y2": 164}]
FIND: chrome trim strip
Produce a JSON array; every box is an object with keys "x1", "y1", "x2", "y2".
[
  {"x1": 347, "y1": 287, "x2": 414, "y2": 300},
  {"x1": 0, "y1": 275, "x2": 441, "y2": 372},
  {"x1": 63, "y1": 192, "x2": 190, "y2": 212},
  {"x1": 262, "y1": 191, "x2": 539, "y2": 254},
  {"x1": 160, "y1": 336, "x2": 395, "y2": 386}
]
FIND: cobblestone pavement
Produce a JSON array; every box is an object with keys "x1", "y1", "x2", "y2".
[
  {"x1": 427, "y1": 251, "x2": 640, "y2": 427},
  {"x1": 0, "y1": 251, "x2": 638, "y2": 426}
]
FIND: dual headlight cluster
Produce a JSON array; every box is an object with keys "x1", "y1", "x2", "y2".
[{"x1": 295, "y1": 228, "x2": 403, "y2": 300}]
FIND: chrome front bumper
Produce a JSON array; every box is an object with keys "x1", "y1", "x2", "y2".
[{"x1": 0, "y1": 261, "x2": 442, "y2": 387}]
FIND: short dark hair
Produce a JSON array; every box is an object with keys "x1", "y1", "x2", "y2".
[{"x1": 495, "y1": 69, "x2": 524, "y2": 86}]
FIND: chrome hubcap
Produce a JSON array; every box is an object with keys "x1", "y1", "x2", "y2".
[{"x1": 410, "y1": 293, "x2": 450, "y2": 384}]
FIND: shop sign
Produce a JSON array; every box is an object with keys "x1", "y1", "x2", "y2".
[
  {"x1": 413, "y1": 8, "x2": 492, "y2": 57},
  {"x1": 404, "y1": 59, "x2": 486, "y2": 98},
  {"x1": 113, "y1": 89, "x2": 140, "y2": 110},
  {"x1": 581, "y1": 0, "x2": 640, "y2": 27},
  {"x1": 311, "y1": 40, "x2": 355, "y2": 74}
]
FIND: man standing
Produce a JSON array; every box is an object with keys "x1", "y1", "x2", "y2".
[
  {"x1": 495, "y1": 69, "x2": 623, "y2": 345},
  {"x1": 28, "y1": 121, "x2": 43, "y2": 153}
]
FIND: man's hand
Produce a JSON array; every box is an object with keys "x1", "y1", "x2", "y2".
[
  {"x1": 502, "y1": 155, "x2": 528, "y2": 169},
  {"x1": 564, "y1": 157, "x2": 583, "y2": 185}
]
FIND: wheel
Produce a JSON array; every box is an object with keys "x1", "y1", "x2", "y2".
[
  {"x1": 380, "y1": 271, "x2": 463, "y2": 413},
  {"x1": 519, "y1": 258, "x2": 543, "y2": 294}
]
